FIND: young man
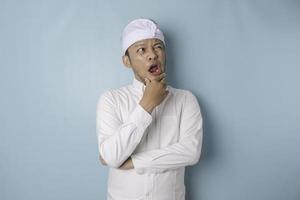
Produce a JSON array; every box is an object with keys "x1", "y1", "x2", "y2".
[{"x1": 97, "y1": 18, "x2": 203, "y2": 200}]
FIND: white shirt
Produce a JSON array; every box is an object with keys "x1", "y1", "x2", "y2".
[{"x1": 96, "y1": 78, "x2": 203, "y2": 200}]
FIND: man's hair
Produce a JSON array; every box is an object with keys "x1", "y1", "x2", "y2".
[{"x1": 125, "y1": 49, "x2": 131, "y2": 63}]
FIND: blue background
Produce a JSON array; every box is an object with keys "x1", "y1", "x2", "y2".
[{"x1": 1, "y1": 0, "x2": 300, "y2": 199}]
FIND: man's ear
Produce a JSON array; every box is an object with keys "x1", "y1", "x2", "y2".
[{"x1": 122, "y1": 55, "x2": 131, "y2": 68}]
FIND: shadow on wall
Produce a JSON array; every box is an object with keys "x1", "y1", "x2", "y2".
[
  {"x1": 165, "y1": 30, "x2": 216, "y2": 200},
  {"x1": 164, "y1": 31, "x2": 180, "y2": 88},
  {"x1": 185, "y1": 100, "x2": 215, "y2": 200}
]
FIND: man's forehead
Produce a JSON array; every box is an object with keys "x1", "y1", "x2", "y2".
[{"x1": 132, "y1": 38, "x2": 163, "y2": 47}]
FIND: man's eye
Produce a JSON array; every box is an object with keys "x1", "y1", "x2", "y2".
[
  {"x1": 137, "y1": 48, "x2": 145, "y2": 53},
  {"x1": 155, "y1": 45, "x2": 162, "y2": 49}
]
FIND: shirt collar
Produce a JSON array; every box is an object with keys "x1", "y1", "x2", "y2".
[
  {"x1": 132, "y1": 77, "x2": 145, "y2": 94},
  {"x1": 132, "y1": 77, "x2": 171, "y2": 96}
]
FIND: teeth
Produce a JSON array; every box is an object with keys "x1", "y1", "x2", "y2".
[{"x1": 148, "y1": 64, "x2": 160, "y2": 74}]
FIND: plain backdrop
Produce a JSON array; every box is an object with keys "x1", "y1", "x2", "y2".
[{"x1": 1, "y1": 0, "x2": 300, "y2": 200}]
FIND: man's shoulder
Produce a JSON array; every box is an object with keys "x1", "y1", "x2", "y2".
[
  {"x1": 97, "y1": 84, "x2": 132, "y2": 101},
  {"x1": 168, "y1": 85, "x2": 196, "y2": 99},
  {"x1": 168, "y1": 86, "x2": 200, "y2": 111}
]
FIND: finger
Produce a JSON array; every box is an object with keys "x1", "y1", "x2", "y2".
[
  {"x1": 164, "y1": 90, "x2": 169, "y2": 98},
  {"x1": 159, "y1": 73, "x2": 167, "y2": 81},
  {"x1": 160, "y1": 77, "x2": 167, "y2": 83},
  {"x1": 163, "y1": 84, "x2": 167, "y2": 90},
  {"x1": 149, "y1": 73, "x2": 166, "y2": 82},
  {"x1": 144, "y1": 78, "x2": 150, "y2": 86},
  {"x1": 160, "y1": 78, "x2": 167, "y2": 87}
]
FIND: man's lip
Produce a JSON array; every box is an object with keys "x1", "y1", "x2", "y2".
[{"x1": 148, "y1": 63, "x2": 160, "y2": 71}]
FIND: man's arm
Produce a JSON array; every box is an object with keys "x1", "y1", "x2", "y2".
[
  {"x1": 97, "y1": 91, "x2": 152, "y2": 168},
  {"x1": 99, "y1": 155, "x2": 134, "y2": 170},
  {"x1": 97, "y1": 74, "x2": 168, "y2": 168},
  {"x1": 131, "y1": 91, "x2": 203, "y2": 174}
]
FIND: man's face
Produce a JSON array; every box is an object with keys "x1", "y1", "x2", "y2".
[{"x1": 122, "y1": 38, "x2": 166, "y2": 84}]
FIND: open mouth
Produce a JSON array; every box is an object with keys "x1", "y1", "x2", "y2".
[{"x1": 148, "y1": 64, "x2": 161, "y2": 75}]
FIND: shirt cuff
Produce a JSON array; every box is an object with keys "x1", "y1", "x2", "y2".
[
  {"x1": 131, "y1": 154, "x2": 146, "y2": 174},
  {"x1": 131, "y1": 154, "x2": 168, "y2": 174},
  {"x1": 127, "y1": 104, "x2": 152, "y2": 131}
]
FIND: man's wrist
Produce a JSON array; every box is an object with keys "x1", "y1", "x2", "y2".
[
  {"x1": 139, "y1": 100, "x2": 155, "y2": 114},
  {"x1": 119, "y1": 157, "x2": 134, "y2": 170}
]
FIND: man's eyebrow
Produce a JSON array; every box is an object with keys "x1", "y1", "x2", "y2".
[
  {"x1": 133, "y1": 42, "x2": 145, "y2": 48},
  {"x1": 154, "y1": 42, "x2": 163, "y2": 46}
]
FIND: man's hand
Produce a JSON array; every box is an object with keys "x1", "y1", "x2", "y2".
[
  {"x1": 99, "y1": 154, "x2": 134, "y2": 170},
  {"x1": 118, "y1": 157, "x2": 134, "y2": 170},
  {"x1": 139, "y1": 73, "x2": 169, "y2": 114}
]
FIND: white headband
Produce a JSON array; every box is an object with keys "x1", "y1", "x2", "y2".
[{"x1": 121, "y1": 18, "x2": 165, "y2": 55}]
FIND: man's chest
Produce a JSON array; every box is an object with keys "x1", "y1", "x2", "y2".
[{"x1": 116, "y1": 91, "x2": 183, "y2": 150}]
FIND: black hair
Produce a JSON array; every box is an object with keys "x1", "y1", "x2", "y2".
[{"x1": 125, "y1": 49, "x2": 130, "y2": 60}]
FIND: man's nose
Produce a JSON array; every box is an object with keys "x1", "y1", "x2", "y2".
[{"x1": 147, "y1": 48, "x2": 158, "y2": 61}]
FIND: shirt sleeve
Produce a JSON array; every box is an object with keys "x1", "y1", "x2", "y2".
[
  {"x1": 131, "y1": 91, "x2": 203, "y2": 174},
  {"x1": 96, "y1": 91, "x2": 152, "y2": 168}
]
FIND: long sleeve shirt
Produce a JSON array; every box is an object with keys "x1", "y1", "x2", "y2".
[{"x1": 96, "y1": 78, "x2": 203, "y2": 200}]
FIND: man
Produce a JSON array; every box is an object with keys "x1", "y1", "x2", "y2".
[{"x1": 96, "y1": 18, "x2": 203, "y2": 200}]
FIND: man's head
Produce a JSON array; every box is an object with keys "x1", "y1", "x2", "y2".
[{"x1": 121, "y1": 19, "x2": 166, "y2": 84}]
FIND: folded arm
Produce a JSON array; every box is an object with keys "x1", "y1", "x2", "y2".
[
  {"x1": 131, "y1": 91, "x2": 203, "y2": 174},
  {"x1": 96, "y1": 91, "x2": 152, "y2": 168}
]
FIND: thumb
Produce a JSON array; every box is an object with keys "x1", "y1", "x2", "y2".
[
  {"x1": 165, "y1": 90, "x2": 169, "y2": 97},
  {"x1": 144, "y1": 78, "x2": 150, "y2": 86}
]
